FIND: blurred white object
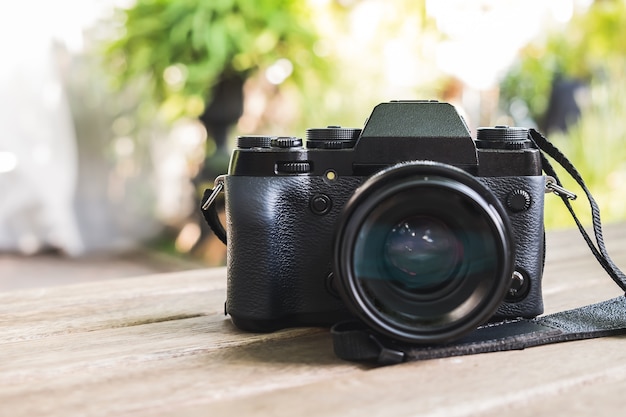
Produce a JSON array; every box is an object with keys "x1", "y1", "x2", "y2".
[
  {"x1": 0, "y1": 15, "x2": 83, "y2": 255},
  {"x1": 0, "y1": 1, "x2": 208, "y2": 256}
]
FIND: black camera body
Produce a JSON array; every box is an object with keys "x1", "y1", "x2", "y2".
[{"x1": 223, "y1": 101, "x2": 546, "y2": 344}]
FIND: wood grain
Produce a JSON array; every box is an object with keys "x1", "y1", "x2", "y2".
[{"x1": 1, "y1": 224, "x2": 625, "y2": 417}]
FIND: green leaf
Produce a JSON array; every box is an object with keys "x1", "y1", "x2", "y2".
[
  {"x1": 191, "y1": 7, "x2": 210, "y2": 51},
  {"x1": 206, "y1": 20, "x2": 229, "y2": 71}
]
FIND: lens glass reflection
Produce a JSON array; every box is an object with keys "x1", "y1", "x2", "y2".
[{"x1": 384, "y1": 216, "x2": 463, "y2": 291}]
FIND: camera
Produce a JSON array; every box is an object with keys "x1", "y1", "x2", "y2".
[{"x1": 219, "y1": 100, "x2": 546, "y2": 345}]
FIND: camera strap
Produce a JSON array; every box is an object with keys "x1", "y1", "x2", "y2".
[
  {"x1": 528, "y1": 129, "x2": 626, "y2": 291},
  {"x1": 331, "y1": 129, "x2": 626, "y2": 365},
  {"x1": 332, "y1": 297, "x2": 626, "y2": 364},
  {"x1": 201, "y1": 175, "x2": 228, "y2": 245}
]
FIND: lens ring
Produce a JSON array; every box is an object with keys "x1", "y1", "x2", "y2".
[
  {"x1": 351, "y1": 179, "x2": 505, "y2": 334},
  {"x1": 334, "y1": 161, "x2": 514, "y2": 345}
]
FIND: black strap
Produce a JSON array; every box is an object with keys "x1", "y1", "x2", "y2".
[
  {"x1": 528, "y1": 129, "x2": 626, "y2": 291},
  {"x1": 201, "y1": 188, "x2": 227, "y2": 245},
  {"x1": 332, "y1": 296, "x2": 626, "y2": 364},
  {"x1": 332, "y1": 130, "x2": 626, "y2": 364}
]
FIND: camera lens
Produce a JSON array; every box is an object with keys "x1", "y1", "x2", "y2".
[{"x1": 334, "y1": 162, "x2": 514, "y2": 344}]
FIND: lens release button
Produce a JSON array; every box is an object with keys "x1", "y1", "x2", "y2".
[{"x1": 506, "y1": 270, "x2": 530, "y2": 301}]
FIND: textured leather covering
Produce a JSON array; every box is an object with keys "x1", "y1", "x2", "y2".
[{"x1": 479, "y1": 175, "x2": 546, "y2": 319}]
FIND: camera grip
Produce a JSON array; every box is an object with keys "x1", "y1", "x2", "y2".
[{"x1": 224, "y1": 175, "x2": 362, "y2": 331}]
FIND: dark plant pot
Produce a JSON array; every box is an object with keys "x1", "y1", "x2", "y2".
[
  {"x1": 543, "y1": 76, "x2": 587, "y2": 134},
  {"x1": 199, "y1": 75, "x2": 245, "y2": 150},
  {"x1": 193, "y1": 75, "x2": 245, "y2": 260},
  {"x1": 196, "y1": 75, "x2": 244, "y2": 183}
]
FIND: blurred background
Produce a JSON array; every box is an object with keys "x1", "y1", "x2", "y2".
[{"x1": 1, "y1": 0, "x2": 625, "y2": 289}]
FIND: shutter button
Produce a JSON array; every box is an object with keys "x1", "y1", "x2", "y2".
[{"x1": 271, "y1": 137, "x2": 303, "y2": 148}]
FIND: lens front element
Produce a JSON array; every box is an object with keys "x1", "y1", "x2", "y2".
[
  {"x1": 384, "y1": 216, "x2": 463, "y2": 291},
  {"x1": 335, "y1": 162, "x2": 514, "y2": 344}
]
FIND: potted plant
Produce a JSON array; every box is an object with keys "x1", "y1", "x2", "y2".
[
  {"x1": 105, "y1": 0, "x2": 329, "y2": 154},
  {"x1": 104, "y1": 0, "x2": 333, "y2": 259}
]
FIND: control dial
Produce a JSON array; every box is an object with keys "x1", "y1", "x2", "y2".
[
  {"x1": 506, "y1": 189, "x2": 532, "y2": 212},
  {"x1": 236, "y1": 135, "x2": 273, "y2": 149},
  {"x1": 306, "y1": 126, "x2": 361, "y2": 149},
  {"x1": 475, "y1": 126, "x2": 531, "y2": 150}
]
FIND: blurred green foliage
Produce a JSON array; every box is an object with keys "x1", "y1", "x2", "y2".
[
  {"x1": 500, "y1": 0, "x2": 626, "y2": 125},
  {"x1": 500, "y1": 0, "x2": 626, "y2": 227},
  {"x1": 105, "y1": 0, "x2": 329, "y2": 121},
  {"x1": 543, "y1": 74, "x2": 626, "y2": 228}
]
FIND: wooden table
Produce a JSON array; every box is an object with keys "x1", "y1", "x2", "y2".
[{"x1": 2, "y1": 224, "x2": 626, "y2": 417}]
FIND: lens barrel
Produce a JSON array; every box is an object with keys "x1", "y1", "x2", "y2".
[{"x1": 334, "y1": 161, "x2": 515, "y2": 344}]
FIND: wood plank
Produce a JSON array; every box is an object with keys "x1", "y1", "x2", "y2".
[
  {"x1": 178, "y1": 337, "x2": 626, "y2": 417},
  {"x1": 0, "y1": 224, "x2": 624, "y2": 416},
  {"x1": 0, "y1": 319, "x2": 365, "y2": 417},
  {"x1": 0, "y1": 269, "x2": 222, "y2": 342}
]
